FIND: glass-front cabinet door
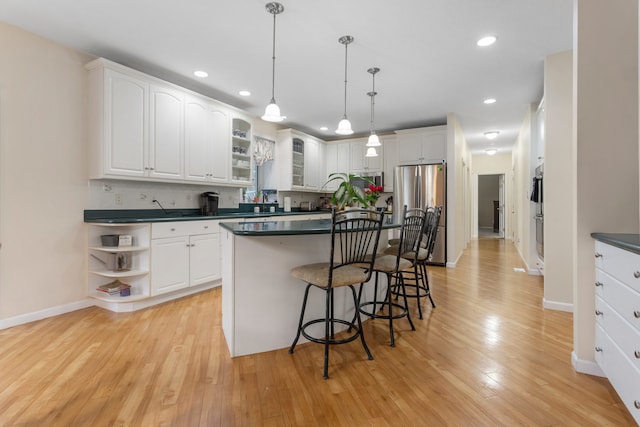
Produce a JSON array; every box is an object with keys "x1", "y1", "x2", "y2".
[{"x1": 292, "y1": 137, "x2": 304, "y2": 187}]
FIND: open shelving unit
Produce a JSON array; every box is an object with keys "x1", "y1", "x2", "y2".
[{"x1": 231, "y1": 117, "x2": 252, "y2": 183}]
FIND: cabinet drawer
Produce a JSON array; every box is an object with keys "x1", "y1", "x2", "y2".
[
  {"x1": 595, "y1": 241, "x2": 640, "y2": 293},
  {"x1": 595, "y1": 296, "x2": 640, "y2": 372},
  {"x1": 152, "y1": 220, "x2": 220, "y2": 239},
  {"x1": 595, "y1": 324, "x2": 640, "y2": 424},
  {"x1": 596, "y1": 269, "x2": 640, "y2": 334}
]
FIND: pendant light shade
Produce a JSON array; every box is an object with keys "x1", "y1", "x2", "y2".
[
  {"x1": 366, "y1": 67, "x2": 381, "y2": 148},
  {"x1": 335, "y1": 35, "x2": 354, "y2": 135},
  {"x1": 365, "y1": 146, "x2": 378, "y2": 157},
  {"x1": 261, "y1": 2, "x2": 285, "y2": 123}
]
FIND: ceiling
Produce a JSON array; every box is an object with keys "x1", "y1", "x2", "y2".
[{"x1": 1, "y1": 0, "x2": 573, "y2": 155}]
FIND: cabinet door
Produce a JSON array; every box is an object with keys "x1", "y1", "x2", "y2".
[
  {"x1": 184, "y1": 96, "x2": 210, "y2": 181},
  {"x1": 350, "y1": 141, "x2": 366, "y2": 171},
  {"x1": 209, "y1": 107, "x2": 230, "y2": 182},
  {"x1": 292, "y1": 137, "x2": 305, "y2": 188},
  {"x1": 421, "y1": 131, "x2": 446, "y2": 162},
  {"x1": 151, "y1": 236, "x2": 189, "y2": 295},
  {"x1": 304, "y1": 139, "x2": 319, "y2": 189},
  {"x1": 397, "y1": 133, "x2": 422, "y2": 164},
  {"x1": 189, "y1": 233, "x2": 221, "y2": 286},
  {"x1": 149, "y1": 84, "x2": 184, "y2": 179},
  {"x1": 104, "y1": 69, "x2": 148, "y2": 177},
  {"x1": 383, "y1": 137, "x2": 398, "y2": 192}
]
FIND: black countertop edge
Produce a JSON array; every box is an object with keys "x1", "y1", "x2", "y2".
[
  {"x1": 220, "y1": 219, "x2": 399, "y2": 236},
  {"x1": 591, "y1": 233, "x2": 640, "y2": 255},
  {"x1": 84, "y1": 208, "x2": 331, "y2": 223}
]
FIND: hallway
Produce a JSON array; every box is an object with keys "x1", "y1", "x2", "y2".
[{"x1": 0, "y1": 239, "x2": 634, "y2": 426}]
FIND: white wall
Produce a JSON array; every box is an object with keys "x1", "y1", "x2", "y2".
[
  {"x1": 0, "y1": 23, "x2": 92, "y2": 321},
  {"x1": 543, "y1": 50, "x2": 574, "y2": 311},
  {"x1": 511, "y1": 107, "x2": 534, "y2": 270},
  {"x1": 573, "y1": 0, "x2": 639, "y2": 374}
]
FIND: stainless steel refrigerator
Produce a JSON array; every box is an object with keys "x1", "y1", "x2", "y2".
[{"x1": 393, "y1": 163, "x2": 446, "y2": 265}]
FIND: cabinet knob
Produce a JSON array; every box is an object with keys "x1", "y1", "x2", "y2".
[
  {"x1": 634, "y1": 271, "x2": 640, "y2": 279},
  {"x1": 635, "y1": 400, "x2": 640, "y2": 409},
  {"x1": 595, "y1": 281, "x2": 603, "y2": 287},
  {"x1": 594, "y1": 252, "x2": 603, "y2": 258},
  {"x1": 595, "y1": 346, "x2": 603, "y2": 352},
  {"x1": 170, "y1": 228, "x2": 175, "y2": 232},
  {"x1": 634, "y1": 310, "x2": 640, "y2": 319},
  {"x1": 634, "y1": 350, "x2": 640, "y2": 359},
  {"x1": 204, "y1": 226, "x2": 209, "y2": 229},
  {"x1": 595, "y1": 310, "x2": 603, "y2": 316}
]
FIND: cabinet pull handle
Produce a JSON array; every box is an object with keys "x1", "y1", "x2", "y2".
[
  {"x1": 634, "y1": 350, "x2": 640, "y2": 359},
  {"x1": 170, "y1": 228, "x2": 175, "y2": 232},
  {"x1": 634, "y1": 271, "x2": 640, "y2": 279},
  {"x1": 635, "y1": 400, "x2": 640, "y2": 410},
  {"x1": 594, "y1": 252, "x2": 603, "y2": 258},
  {"x1": 595, "y1": 347, "x2": 603, "y2": 352},
  {"x1": 204, "y1": 226, "x2": 209, "y2": 229},
  {"x1": 595, "y1": 281, "x2": 603, "y2": 287},
  {"x1": 595, "y1": 310, "x2": 603, "y2": 316},
  {"x1": 634, "y1": 310, "x2": 640, "y2": 319}
]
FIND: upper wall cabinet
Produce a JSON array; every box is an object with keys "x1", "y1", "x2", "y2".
[
  {"x1": 230, "y1": 114, "x2": 253, "y2": 184},
  {"x1": 86, "y1": 58, "x2": 250, "y2": 187},
  {"x1": 396, "y1": 125, "x2": 447, "y2": 165},
  {"x1": 184, "y1": 94, "x2": 230, "y2": 183},
  {"x1": 325, "y1": 143, "x2": 351, "y2": 192},
  {"x1": 274, "y1": 129, "x2": 325, "y2": 191},
  {"x1": 382, "y1": 136, "x2": 398, "y2": 193},
  {"x1": 349, "y1": 138, "x2": 383, "y2": 173}
]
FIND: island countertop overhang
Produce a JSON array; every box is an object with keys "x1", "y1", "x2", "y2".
[{"x1": 219, "y1": 218, "x2": 399, "y2": 236}]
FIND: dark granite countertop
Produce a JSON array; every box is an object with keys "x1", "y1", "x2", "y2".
[
  {"x1": 591, "y1": 233, "x2": 640, "y2": 255},
  {"x1": 84, "y1": 209, "x2": 330, "y2": 224},
  {"x1": 220, "y1": 218, "x2": 399, "y2": 236}
]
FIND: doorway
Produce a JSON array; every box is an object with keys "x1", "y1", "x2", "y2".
[{"x1": 477, "y1": 174, "x2": 505, "y2": 238}]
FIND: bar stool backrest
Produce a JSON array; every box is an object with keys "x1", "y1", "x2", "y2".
[
  {"x1": 397, "y1": 206, "x2": 428, "y2": 264},
  {"x1": 424, "y1": 206, "x2": 442, "y2": 261},
  {"x1": 329, "y1": 208, "x2": 385, "y2": 288}
]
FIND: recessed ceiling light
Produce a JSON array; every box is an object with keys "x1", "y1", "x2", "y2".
[
  {"x1": 320, "y1": 126, "x2": 329, "y2": 131},
  {"x1": 193, "y1": 70, "x2": 208, "y2": 78},
  {"x1": 477, "y1": 36, "x2": 497, "y2": 47},
  {"x1": 484, "y1": 131, "x2": 500, "y2": 140},
  {"x1": 483, "y1": 98, "x2": 497, "y2": 104},
  {"x1": 239, "y1": 90, "x2": 251, "y2": 97},
  {"x1": 486, "y1": 148, "x2": 497, "y2": 155}
]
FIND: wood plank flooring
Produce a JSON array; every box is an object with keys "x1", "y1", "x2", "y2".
[{"x1": 0, "y1": 238, "x2": 636, "y2": 426}]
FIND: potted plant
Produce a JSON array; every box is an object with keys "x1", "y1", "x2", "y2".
[{"x1": 325, "y1": 173, "x2": 376, "y2": 209}]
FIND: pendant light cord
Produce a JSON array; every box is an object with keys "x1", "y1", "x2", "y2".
[
  {"x1": 370, "y1": 73, "x2": 376, "y2": 132},
  {"x1": 270, "y1": 12, "x2": 277, "y2": 101},
  {"x1": 342, "y1": 42, "x2": 348, "y2": 118}
]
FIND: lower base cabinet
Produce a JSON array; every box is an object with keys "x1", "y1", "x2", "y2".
[{"x1": 151, "y1": 220, "x2": 221, "y2": 296}]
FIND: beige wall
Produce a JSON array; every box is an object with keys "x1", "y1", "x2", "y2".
[
  {"x1": 573, "y1": 0, "x2": 639, "y2": 373},
  {"x1": 511, "y1": 107, "x2": 533, "y2": 269},
  {"x1": 0, "y1": 23, "x2": 92, "y2": 321},
  {"x1": 544, "y1": 50, "x2": 574, "y2": 309},
  {"x1": 471, "y1": 153, "x2": 513, "y2": 239}
]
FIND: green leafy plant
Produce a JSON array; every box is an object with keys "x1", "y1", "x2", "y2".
[{"x1": 325, "y1": 173, "x2": 375, "y2": 209}]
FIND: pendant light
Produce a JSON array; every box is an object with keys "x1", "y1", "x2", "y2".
[
  {"x1": 365, "y1": 67, "x2": 381, "y2": 157},
  {"x1": 335, "y1": 35, "x2": 354, "y2": 135},
  {"x1": 261, "y1": 2, "x2": 285, "y2": 122}
]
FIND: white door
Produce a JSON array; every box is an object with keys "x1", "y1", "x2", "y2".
[
  {"x1": 151, "y1": 236, "x2": 189, "y2": 295},
  {"x1": 209, "y1": 108, "x2": 230, "y2": 182},
  {"x1": 149, "y1": 84, "x2": 184, "y2": 179},
  {"x1": 184, "y1": 96, "x2": 210, "y2": 181},
  {"x1": 498, "y1": 174, "x2": 505, "y2": 238},
  {"x1": 189, "y1": 233, "x2": 221, "y2": 286}
]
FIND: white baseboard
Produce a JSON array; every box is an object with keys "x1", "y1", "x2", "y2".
[
  {"x1": 572, "y1": 351, "x2": 605, "y2": 377},
  {"x1": 528, "y1": 268, "x2": 542, "y2": 276},
  {"x1": 543, "y1": 298, "x2": 573, "y2": 312},
  {"x1": 0, "y1": 298, "x2": 94, "y2": 330}
]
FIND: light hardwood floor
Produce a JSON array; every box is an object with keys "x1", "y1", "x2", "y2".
[{"x1": 0, "y1": 238, "x2": 636, "y2": 426}]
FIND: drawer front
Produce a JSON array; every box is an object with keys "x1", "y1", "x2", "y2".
[
  {"x1": 595, "y1": 324, "x2": 640, "y2": 424},
  {"x1": 595, "y1": 241, "x2": 640, "y2": 293},
  {"x1": 596, "y1": 297, "x2": 640, "y2": 372},
  {"x1": 152, "y1": 220, "x2": 220, "y2": 239},
  {"x1": 596, "y1": 269, "x2": 640, "y2": 334}
]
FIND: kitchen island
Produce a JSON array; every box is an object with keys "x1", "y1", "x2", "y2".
[{"x1": 220, "y1": 218, "x2": 395, "y2": 357}]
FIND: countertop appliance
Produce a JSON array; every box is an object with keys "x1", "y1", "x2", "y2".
[
  {"x1": 532, "y1": 164, "x2": 544, "y2": 260},
  {"x1": 393, "y1": 163, "x2": 447, "y2": 265},
  {"x1": 200, "y1": 191, "x2": 219, "y2": 216},
  {"x1": 299, "y1": 201, "x2": 316, "y2": 211},
  {"x1": 352, "y1": 172, "x2": 383, "y2": 189}
]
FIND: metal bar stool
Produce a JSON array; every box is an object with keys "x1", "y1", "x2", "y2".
[
  {"x1": 288, "y1": 208, "x2": 385, "y2": 379},
  {"x1": 357, "y1": 206, "x2": 427, "y2": 346}
]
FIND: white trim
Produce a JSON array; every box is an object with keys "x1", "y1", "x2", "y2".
[
  {"x1": 543, "y1": 298, "x2": 573, "y2": 312},
  {"x1": 0, "y1": 299, "x2": 94, "y2": 330},
  {"x1": 528, "y1": 268, "x2": 542, "y2": 276},
  {"x1": 572, "y1": 351, "x2": 605, "y2": 377}
]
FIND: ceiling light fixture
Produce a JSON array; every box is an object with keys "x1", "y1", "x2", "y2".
[
  {"x1": 320, "y1": 126, "x2": 328, "y2": 131},
  {"x1": 477, "y1": 35, "x2": 497, "y2": 47},
  {"x1": 239, "y1": 90, "x2": 251, "y2": 97},
  {"x1": 483, "y1": 98, "x2": 496, "y2": 104},
  {"x1": 484, "y1": 131, "x2": 500, "y2": 140},
  {"x1": 365, "y1": 67, "x2": 381, "y2": 156},
  {"x1": 335, "y1": 35, "x2": 354, "y2": 135},
  {"x1": 486, "y1": 148, "x2": 498, "y2": 156},
  {"x1": 194, "y1": 70, "x2": 208, "y2": 78},
  {"x1": 261, "y1": 2, "x2": 285, "y2": 123}
]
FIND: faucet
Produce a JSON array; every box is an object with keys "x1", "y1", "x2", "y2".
[{"x1": 262, "y1": 192, "x2": 268, "y2": 212}]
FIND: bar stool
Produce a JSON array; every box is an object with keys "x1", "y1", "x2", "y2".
[
  {"x1": 392, "y1": 206, "x2": 441, "y2": 318},
  {"x1": 357, "y1": 206, "x2": 427, "y2": 347},
  {"x1": 288, "y1": 208, "x2": 385, "y2": 379}
]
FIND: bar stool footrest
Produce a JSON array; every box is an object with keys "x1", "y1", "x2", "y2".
[{"x1": 301, "y1": 318, "x2": 362, "y2": 346}]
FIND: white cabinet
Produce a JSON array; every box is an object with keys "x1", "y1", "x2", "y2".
[
  {"x1": 349, "y1": 139, "x2": 383, "y2": 173},
  {"x1": 593, "y1": 239, "x2": 640, "y2": 424},
  {"x1": 184, "y1": 95, "x2": 230, "y2": 183},
  {"x1": 275, "y1": 129, "x2": 325, "y2": 191},
  {"x1": 148, "y1": 83, "x2": 184, "y2": 179},
  {"x1": 151, "y1": 221, "x2": 221, "y2": 296},
  {"x1": 396, "y1": 125, "x2": 447, "y2": 164},
  {"x1": 382, "y1": 136, "x2": 398, "y2": 193},
  {"x1": 87, "y1": 223, "x2": 151, "y2": 302},
  {"x1": 325, "y1": 143, "x2": 351, "y2": 192},
  {"x1": 230, "y1": 115, "x2": 253, "y2": 184}
]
